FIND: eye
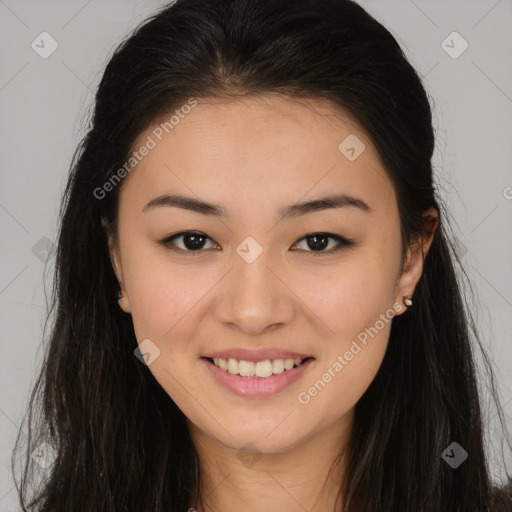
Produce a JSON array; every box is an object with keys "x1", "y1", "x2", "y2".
[
  {"x1": 158, "y1": 231, "x2": 219, "y2": 254},
  {"x1": 292, "y1": 232, "x2": 356, "y2": 257},
  {"x1": 158, "y1": 231, "x2": 356, "y2": 256}
]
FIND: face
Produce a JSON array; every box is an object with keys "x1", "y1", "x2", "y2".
[{"x1": 109, "y1": 94, "x2": 435, "y2": 454}]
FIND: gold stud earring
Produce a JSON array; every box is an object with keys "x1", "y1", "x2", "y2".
[{"x1": 403, "y1": 295, "x2": 413, "y2": 307}]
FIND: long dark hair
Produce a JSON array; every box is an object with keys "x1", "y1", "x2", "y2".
[{"x1": 12, "y1": 0, "x2": 512, "y2": 510}]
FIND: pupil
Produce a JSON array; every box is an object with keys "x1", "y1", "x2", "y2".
[
  {"x1": 308, "y1": 234, "x2": 328, "y2": 251},
  {"x1": 184, "y1": 233, "x2": 205, "y2": 250}
]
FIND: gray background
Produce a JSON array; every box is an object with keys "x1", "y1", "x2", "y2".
[{"x1": 1, "y1": 0, "x2": 511, "y2": 508}]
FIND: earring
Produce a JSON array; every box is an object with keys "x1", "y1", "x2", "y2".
[
  {"x1": 117, "y1": 290, "x2": 123, "y2": 300},
  {"x1": 403, "y1": 295, "x2": 413, "y2": 307}
]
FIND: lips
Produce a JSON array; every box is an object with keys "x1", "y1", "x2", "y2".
[{"x1": 201, "y1": 356, "x2": 315, "y2": 397}]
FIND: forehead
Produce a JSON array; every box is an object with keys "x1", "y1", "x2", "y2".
[{"x1": 122, "y1": 94, "x2": 395, "y2": 214}]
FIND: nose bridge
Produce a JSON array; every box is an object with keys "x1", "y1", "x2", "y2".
[
  {"x1": 214, "y1": 236, "x2": 294, "y2": 334},
  {"x1": 233, "y1": 239, "x2": 279, "y2": 311}
]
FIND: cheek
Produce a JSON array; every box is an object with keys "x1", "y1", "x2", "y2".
[
  {"x1": 298, "y1": 275, "x2": 394, "y2": 418},
  {"x1": 302, "y1": 324, "x2": 390, "y2": 427},
  {"x1": 294, "y1": 254, "x2": 398, "y2": 412},
  {"x1": 120, "y1": 246, "x2": 208, "y2": 344},
  {"x1": 303, "y1": 258, "x2": 397, "y2": 342}
]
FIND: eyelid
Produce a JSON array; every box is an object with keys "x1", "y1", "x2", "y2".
[
  {"x1": 158, "y1": 231, "x2": 219, "y2": 254},
  {"x1": 292, "y1": 232, "x2": 356, "y2": 256},
  {"x1": 158, "y1": 231, "x2": 356, "y2": 255}
]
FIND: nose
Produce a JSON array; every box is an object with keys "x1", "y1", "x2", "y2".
[{"x1": 212, "y1": 247, "x2": 296, "y2": 336}]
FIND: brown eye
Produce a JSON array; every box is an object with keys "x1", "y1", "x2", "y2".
[
  {"x1": 292, "y1": 232, "x2": 356, "y2": 256},
  {"x1": 158, "y1": 231, "x2": 356, "y2": 256},
  {"x1": 159, "y1": 231, "x2": 218, "y2": 253}
]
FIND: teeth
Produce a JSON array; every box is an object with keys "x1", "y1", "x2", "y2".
[
  {"x1": 284, "y1": 358, "x2": 295, "y2": 370},
  {"x1": 238, "y1": 359, "x2": 255, "y2": 377},
  {"x1": 272, "y1": 359, "x2": 284, "y2": 374},
  {"x1": 211, "y1": 357, "x2": 306, "y2": 377},
  {"x1": 227, "y1": 358, "x2": 239, "y2": 374},
  {"x1": 255, "y1": 360, "x2": 273, "y2": 378}
]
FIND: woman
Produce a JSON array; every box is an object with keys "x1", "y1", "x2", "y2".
[{"x1": 12, "y1": 0, "x2": 512, "y2": 510}]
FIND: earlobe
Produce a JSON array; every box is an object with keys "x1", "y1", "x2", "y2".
[
  {"x1": 117, "y1": 290, "x2": 131, "y2": 314},
  {"x1": 107, "y1": 235, "x2": 132, "y2": 314},
  {"x1": 394, "y1": 241, "x2": 425, "y2": 313},
  {"x1": 394, "y1": 207, "x2": 439, "y2": 314}
]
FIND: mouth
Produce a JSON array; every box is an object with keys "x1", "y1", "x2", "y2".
[{"x1": 201, "y1": 356, "x2": 315, "y2": 378}]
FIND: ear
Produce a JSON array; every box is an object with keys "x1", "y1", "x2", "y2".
[
  {"x1": 394, "y1": 207, "x2": 439, "y2": 315},
  {"x1": 105, "y1": 227, "x2": 132, "y2": 314}
]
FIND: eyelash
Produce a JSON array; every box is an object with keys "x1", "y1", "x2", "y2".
[{"x1": 158, "y1": 231, "x2": 356, "y2": 257}]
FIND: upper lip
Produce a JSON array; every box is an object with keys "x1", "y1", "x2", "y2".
[{"x1": 202, "y1": 348, "x2": 313, "y2": 362}]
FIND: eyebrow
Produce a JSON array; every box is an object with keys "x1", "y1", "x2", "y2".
[{"x1": 142, "y1": 193, "x2": 373, "y2": 220}]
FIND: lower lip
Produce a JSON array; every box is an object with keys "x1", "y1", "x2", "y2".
[{"x1": 201, "y1": 357, "x2": 315, "y2": 398}]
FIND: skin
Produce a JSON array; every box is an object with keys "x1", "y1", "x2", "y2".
[{"x1": 108, "y1": 94, "x2": 438, "y2": 511}]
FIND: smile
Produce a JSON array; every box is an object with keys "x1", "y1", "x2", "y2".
[{"x1": 201, "y1": 356, "x2": 315, "y2": 397}]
